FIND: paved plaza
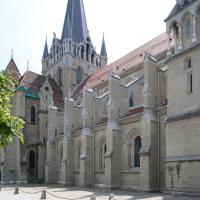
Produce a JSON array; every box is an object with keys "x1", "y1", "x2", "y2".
[{"x1": 0, "y1": 185, "x2": 199, "y2": 200}]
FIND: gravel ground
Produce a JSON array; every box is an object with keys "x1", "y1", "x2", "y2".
[{"x1": 0, "y1": 185, "x2": 199, "y2": 200}]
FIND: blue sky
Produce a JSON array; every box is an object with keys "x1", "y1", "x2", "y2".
[{"x1": 0, "y1": 0, "x2": 175, "y2": 75}]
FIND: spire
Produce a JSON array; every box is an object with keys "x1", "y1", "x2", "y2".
[
  {"x1": 11, "y1": 49, "x2": 13, "y2": 59},
  {"x1": 42, "y1": 37, "x2": 48, "y2": 59},
  {"x1": 61, "y1": 0, "x2": 89, "y2": 42},
  {"x1": 100, "y1": 33, "x2": 107, "y2": 57}
]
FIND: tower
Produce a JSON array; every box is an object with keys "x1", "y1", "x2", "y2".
[
  {"x1": 165, "y1": 0, "x2": 200, "y2": 193},
  {"x1": 41, "y1": 0, "x2": 107, "y2": 97}
]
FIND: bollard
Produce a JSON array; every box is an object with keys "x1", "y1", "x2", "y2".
[
  {"x1": 40, "y1": 190, "x2": 47, "y2": 200},
  {"x1": 0, "y1": 187, "x2": 1, "y2": 191},
  {"x1": 109, "y1": 194, "x2": 114, "y2": 200},
  {"x1": 90, "y1": 195, "x2": 96, "y2": 200},
  {"x1": 14, "y1": 188, "x2": 19, "y2": 195}
]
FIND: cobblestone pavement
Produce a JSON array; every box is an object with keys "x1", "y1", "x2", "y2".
[{"x1": 0, "y1": 185, "x2": 199, "y2": 200}]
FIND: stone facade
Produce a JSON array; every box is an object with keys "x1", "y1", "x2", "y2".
[{"x1": 1, "y1": 0, "x2": 200, "y2": 195}]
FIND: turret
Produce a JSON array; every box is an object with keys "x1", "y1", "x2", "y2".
[
  {"x1": 42, "y1": 37, "x2": 49, "y2": 74},
  {"x1": 100, "y1": 33, "x2": 108, "y2": 67}
]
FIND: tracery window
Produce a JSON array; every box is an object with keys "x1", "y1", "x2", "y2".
[{"x1": 128, "y1": 133, "x2": 142, "y2": 169}]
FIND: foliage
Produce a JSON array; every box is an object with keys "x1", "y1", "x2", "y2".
[{"x1": 0, "y1": 70, "x2": 24, "y2": 146}]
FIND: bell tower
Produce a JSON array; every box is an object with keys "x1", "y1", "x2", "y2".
[
  {"x1": 165, "y1": 0, "x2": 200, "y2": 193},
  {"x1": 41, "y1": 0, "x2": 108, "y2": 97}
]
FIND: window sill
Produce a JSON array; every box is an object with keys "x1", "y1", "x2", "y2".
[
  {"x1": 95, "y1": 170, "x2": 105, "y2": 174},
  {"x1": 122, "y1": 168, "x2": 140, "y2": 174}
]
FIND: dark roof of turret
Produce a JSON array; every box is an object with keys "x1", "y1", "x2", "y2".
[
  {"x1": 6, "y1": 58, "x2": 20, "y2": 74},
  {"x1": 6, "y1": 58, "x2": 21, "y2": 81},
  {"x1": 18, "y1": 71, "x2": 63, "y2": 106},
  {"x1": 165, "y1": 0, "x2": 197, "y2": 21},
  {"x1": 61, "y1": 0, "x2": 89, "y2": 42},
  {"x1": 100, "y1": 34, "x2": 107, "y2": 57},
  {"x1": 42, "y1": 39, "x2": 48, "y2": 59}
]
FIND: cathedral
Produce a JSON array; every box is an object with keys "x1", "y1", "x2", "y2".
[{"x1": 1, "y1": 0, "x2": 200, "y2": 194}]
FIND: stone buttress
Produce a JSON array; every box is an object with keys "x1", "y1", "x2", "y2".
[{"x1": 140, "y1": 52, "x2": 159, "y2": 191}]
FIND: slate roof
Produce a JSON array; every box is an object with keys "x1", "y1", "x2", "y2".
[
  {"x1": 6, "y1": 58, "x2": 21, "y2": 81},
  {"x1": 6, "y1": 58, "x2": 20, "y2": 74},
  {"x1": 61, "y1": 0, "x2": 89, "y2": 42},
  {"x1": 86, "y1": 33, "x2": 170, "y2": 88},
  {"x1": 71, "y1": 75, "x2": 91, "y2": 97},
  {"x1": 18, "y1": 71, "x2": 63, "y2": 106},
  {"x1": 18, "y1": 71, "x2": 46, "y2": 91},
  {"x1": 165, "y1": 0, "x2": 197, "y2": 21},
  {"x1": 48, "y1": 78, "x2": 64, "y2": 107}
]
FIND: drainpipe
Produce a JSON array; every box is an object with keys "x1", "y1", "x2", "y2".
[
  {"x1": 93, "y1": 95, "x2": 96, "y2": 187},
  {"x1": 157, "y1": 67, "x2": 161, "y2": 192}
]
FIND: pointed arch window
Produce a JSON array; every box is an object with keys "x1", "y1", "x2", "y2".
[
  {"x1": 134, "y1": 136, "x2": 142, "y2": 167},
  {"x1": 129, "y1": 92, "x2": 134, "y2": 107},
  {"x1": 185, "y1": 18, "x2": 192, "y2": 40},
  {"x1": 57, "y1": 67, "x2": 63, "y2": 87},
  {"x1": 29, "y1": 151, "x2": 36, "y2": 169},
  {"x1": 31, "y1": 106, "x2": 36, "y2": 123},
  {"x1": 99, "y1": 142, "x2": 106, "y2": 169},
  {"x1": 86, "y1": 43, "x2": 90, "y2": 62}
]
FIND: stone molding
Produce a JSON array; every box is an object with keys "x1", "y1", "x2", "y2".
[
  {"x1": 166, "y1": 107, "x2": 200, "y2": 123},
  {"x1": 166, "y1": 155, "x2": 200, "y2": 162}
]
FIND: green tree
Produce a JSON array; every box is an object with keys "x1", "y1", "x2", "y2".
[{"x1": 0, "y1": 70, "x2": 24, "y2": 146}]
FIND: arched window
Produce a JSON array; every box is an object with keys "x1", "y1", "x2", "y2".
[
  {"x1": 76, "y1": 67, "x2": 82, "y2": 84},
  {"x1": 129, "y1": 92, "x2": 134, "y2": 107},
  {"x1": 99, "y1": 143, "x2": 106, "y2": 169},
  {"x1": 86, "y1": 43, "x2": 90, "y2": 62},
  {"x1": 185, "y1": 18, "x2": 192, "y2": 40},
  {"x1": 29, "y1": 151, "x2": 36, "y2": 169},
  {"x1": 31, "y1": 106, "x2": 36, "y2": 123},
  {"x1": 99, "y1": 137, "x2": 106, "y2": 170},
  {"x1": 134, "y1": 136, "x2": 142, "y2": 167},
  {"x1": 81, "y1": 46, "x2": 84, "y2": 59},
  {"x1": 57, "y1": 68, "x2": 63, "y2": 87},
  {"x1": 91, "y1": 51, "x2": 95, "y2": 64}
]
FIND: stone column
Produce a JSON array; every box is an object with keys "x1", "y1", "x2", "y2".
[
  {"x1": 105, "y1": 73, "x2": 122, "y2": 188},
  {"x1": 178, "y1": 23, "x2": 183, "y2": 51},
  {"x1": 80, "y1": 88, "x2": 95, "y2": 186},
  {"x1": 140, "y1": 52, "x2": 158, "y2": 192},
  {"x1": 192, "y1": 15, "x2": 197, "y2": 43},
  {"x1": 60, "y1": 98, "x2": 74, "y2": 185},
  {"x1": 45, "y1": 105, "x2": 58, "y2": 183}
]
